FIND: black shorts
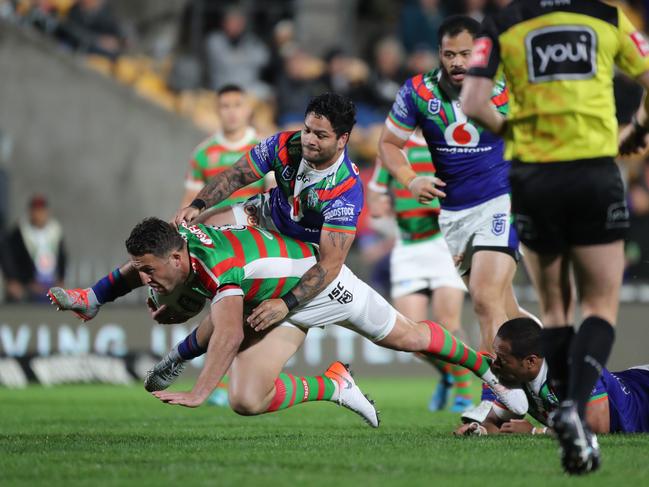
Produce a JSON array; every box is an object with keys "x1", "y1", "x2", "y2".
[{"x1": 509, "y1": 157, "x2": 629, "y2": 254}]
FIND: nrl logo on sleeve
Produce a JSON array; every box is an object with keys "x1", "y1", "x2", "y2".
[
  {"x1": 526, "y1": 26, "x2": 596, "y2": 83},
  {"x1": 281, "y1": 165, "x2": 296, "y2": 181},
  {"x1": 427, "y1": 99, "x2": 441, "y2": 115}
]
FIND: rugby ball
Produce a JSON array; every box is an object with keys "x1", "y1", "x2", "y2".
[{"x1": 147, "y1": 282, "x2": 206, "y2": 323}]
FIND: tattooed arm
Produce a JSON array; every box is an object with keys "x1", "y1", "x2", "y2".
[
  {"x1": 292, "y1": 229, "x2": 354, "y2": 302},
  {"x1": 247, "y1": 229, "x2": 355, "y2": 331},
  {"x1": 174, "y1": 155, "x2": 263, "y2": 225}
]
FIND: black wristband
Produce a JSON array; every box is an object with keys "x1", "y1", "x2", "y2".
[
  {"x1": 189, "y1": 198, "x2": 207, "y2": 211},
  {"x1": 281, "y1": 291, "x2": 299, "y2": 311}
]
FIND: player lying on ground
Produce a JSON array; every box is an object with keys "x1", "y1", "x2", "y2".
[
  {"x1": 122, "y1": 217, "x2": 528, "y2": 422},
  {"x1": 456, "y1": 317, "x2": 649, "y2": 437}
]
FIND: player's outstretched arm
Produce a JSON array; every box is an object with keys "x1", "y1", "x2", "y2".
[
  {"x1": 174, "y1": 155, "x2": 263, "y2": 226},
  {"x1": 152, "y1": 295, "x2": 244, "y2": 407},
  {"x1": 247, "y1": 229, "x2": 355, "y2": 331},
  {"x1": 378, "y1": 128, "x2": 445, "y2": 204}
]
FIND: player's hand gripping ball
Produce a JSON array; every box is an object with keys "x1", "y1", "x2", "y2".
[{"x1": 147, "y1": 284, "x2": 205, "y2": 324}]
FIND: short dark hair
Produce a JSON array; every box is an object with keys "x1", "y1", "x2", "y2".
[
  {"x1": 437, "y1": 15, "x2": 480, "y2": 47},
  {"x1": 125, "y1": 217, "x2": 185, "y2": 258},
  {"x1": 496, "y1": 318, "x2": 543, "y2": 359},
  {"x1": 305, "y1": 92, "x2": 356, "y2": 138},
  {"x1": 217, "y1": 84, "x2": 245, "y2": 97}
]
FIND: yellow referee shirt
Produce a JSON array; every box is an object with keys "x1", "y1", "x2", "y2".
[{"x1": 468, "y1": 0, "x2": 649, "y2": 163}]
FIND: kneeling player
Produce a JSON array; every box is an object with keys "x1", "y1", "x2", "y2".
[
  {"x1": 456, "y1": 318, "x2": 649, "y2": 437},
  {"x1": 122, "y1": 218, "x2": 528, "y2": 423}
]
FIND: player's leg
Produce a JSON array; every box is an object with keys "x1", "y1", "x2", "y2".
[
  {"x1": 373, "y1": 312, "x2": 528, "y2": 415},
  {"x1": 228, "y1": 325, "x2": 379, "y2": 427},
  {"x1": 431, "y1": 286, "x2": 473, "y2": 412},
  {"x1": 48, "y1": 261, "x2": 143, "y2": 321},
  {"x1": 144, "y1": 314, "x2": 212, "y2": 392},
  {"x1": 466, "y1": 250, "x2": 516, "y2": 353},
  {"x1": 565, "y1": 241, "x2": 622, "y2": 418},
  {"x1": 521, "y1": 247, "x2": 575, "y2": 401},
  {"x1": 343, "y1": 276, "x2": 528, "y2": 415}
]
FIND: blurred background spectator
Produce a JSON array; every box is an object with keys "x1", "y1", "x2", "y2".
[
  {"x1": 58, "y1": 0, "x2": 126, "y2": 59},
  {"x1": 0, "y1": 195, "x2": 67, "y2": 303},
  {"x1": 204, "y1": 5, "x2": 270, "y2": 99},
  {"x1": 399, "y1": 0, "x2": 445, "y2": 54}
]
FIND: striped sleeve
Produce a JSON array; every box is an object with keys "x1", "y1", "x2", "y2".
[
  {"x1": 321, "y1": 181, "x2": 363, "y2": 235},
  {"x1": 588, "y1": 379, "x2": 609, "y2": 406},
  {"x1": 247, "y1": 134, "x2": 280, "y2": 177},
  {"x1": 212, "y1": 284, "x2": 244, "y2": 305},
  {"x1": 385, "y1": 81, "x2": 418, "y2": 140}
]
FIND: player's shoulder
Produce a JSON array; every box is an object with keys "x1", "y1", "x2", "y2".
[
  {"x1": 191, "y1": 132, "x2": 222, "y2": 157},
  {"x1": 485, "y1": 0, "x2": 619, "y2": 36},
  {"x1": 178, "y1": 222, "x2": 224, "y2": 254},
  {"x1": 404, "y1": 69, "x2": 441, "y2": 102}
]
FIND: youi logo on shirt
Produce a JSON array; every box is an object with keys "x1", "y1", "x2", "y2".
[{"x1": 526, "y1": 25, "x2": 596, "y2": 82}]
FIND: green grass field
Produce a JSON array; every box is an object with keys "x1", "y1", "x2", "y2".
[{"x1": 1, "y1": 378, "x2": 648, "y2": 487}]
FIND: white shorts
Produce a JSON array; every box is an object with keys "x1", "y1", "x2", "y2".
[
  {"x1": 390, "y1": 237, "x2": 466, "y2": 299},
  {"x1": 438, "y1": 193, "x2": 519, "y2": 276},
  {"x1": 231, "y1": 193, "x2": 279, "y2": 232},
  {"x1": 281, "y1": 265, "x2": 397, "y2": 342}
]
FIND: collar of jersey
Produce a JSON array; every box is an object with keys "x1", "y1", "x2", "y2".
[
  {"x1": 527, "y1": 359, "x2": 548, "y2": 396},
  {"x1": 214, "y1": 127, "x2": 257, "y2": 151},
  {"x1": 299, "y1": 149, "x2": 346, "y2": 183}
]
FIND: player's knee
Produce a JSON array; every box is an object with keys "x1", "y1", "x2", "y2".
[
  {"x1": 391, "y1": 328, "x2": 428, "y2": 352},
  {"x1": 470, "y1": 288, "x2": 502, "y2": 317},
  {"x1": 228, "y1": 390, "x2": 266, "y2": 416}
]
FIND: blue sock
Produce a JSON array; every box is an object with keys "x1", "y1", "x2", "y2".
[
  {"x1": 91, "y1": 268, "x2": 133, "y2": 304},
  {"x1": 177, "y1": 328, "x2": 207, "y2": 360}
]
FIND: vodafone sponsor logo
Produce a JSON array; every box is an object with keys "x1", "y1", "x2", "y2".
[
  {"x1": 469, "y1": 37, "x2": 492, "y2": 68},
  {"x1": 181, "y1": 222, "x2": 214, "y2": 247},
  {"x1": 444, "y1": 121, "x2": 479, "y2": 147}
]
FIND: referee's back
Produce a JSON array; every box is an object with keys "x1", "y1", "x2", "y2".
[{"x1": 468, "y1": 0, "x2": 649, "y2": 163}]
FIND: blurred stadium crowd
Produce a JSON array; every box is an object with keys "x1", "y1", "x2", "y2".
[{"x1": 2, "y1": 0, "x2": 649, "y2": 302}]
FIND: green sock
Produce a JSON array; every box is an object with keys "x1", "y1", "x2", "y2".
[
  {"x1": 265, "y1": 373, "x2": 337, "y2": 412},
  {"x1": 424, "y1": 320, "x2": 490, "y2": 378},
  {"x1": 450, "y1": 365, "x2": 472, "y2": 399}
]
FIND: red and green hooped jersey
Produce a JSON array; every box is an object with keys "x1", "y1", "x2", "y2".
[
  {"x1": 369, "y1": 134, "x2": 441, "y2": 244},
  {"x1": 185, "y1": 128, "x2": 263, "y2": 209},
  {"x1": 385, "y1": 68, "x2": 510, "y2": 210},
  {"x1": 245, "y1": 130, "x2": 364, "y2": 244},
  {"x1": 179, "y1": 222, "x2": 318, "y2": 307}
]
